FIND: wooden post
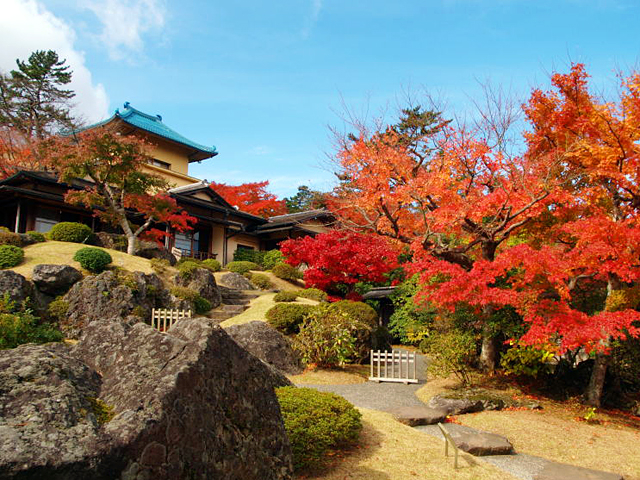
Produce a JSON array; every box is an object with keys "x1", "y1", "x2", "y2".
[{"x1": 14, "y1": 202, "x2": 21, "y2": 233}]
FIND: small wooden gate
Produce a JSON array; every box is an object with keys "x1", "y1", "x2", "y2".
[
  {"x1": 369, "y1": 349, "x2": 418, "y2": 384},
  {"x1": 151, "y1": 308, "x2": 191, "y2": 332}
]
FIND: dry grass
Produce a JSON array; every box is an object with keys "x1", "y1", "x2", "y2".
[
  {"x1": 305, "y1": 408, "x2": 517, "y2": 480},
  {"x1": 219, "y1": 292, "x2": 318, "y2": 328},
  {"x1": 289, "y1": 365, "x2": 370, "y2": 385},
  {"x1": 12, "y1": 241, "x2": 156, "y2": 278}
]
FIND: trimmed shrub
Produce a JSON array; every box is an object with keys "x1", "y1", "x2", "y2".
[
  {"x1": 263, "y1": 249, "x2": 285, "y2": 270},
  {"x1": 170, "y1": 286, "x2": 199, "y2": 302},
  {"x1": 47, "y1": 297, "x2": 69, "y2": 320},
  {"x1": 201, "y1": 258, "x2": 221, "y2": 272},
  {"x1": 0, "y1": 230, "x2": 21, "y2": 246},
  {"x1": 176, "y1": 256, "x2": 201, "y2": 265},
  {"x1": 274, "y1": 290, "x2": 299, "y2": 302},
  {"x1": 266, "y1": 303, "x2": 316, "y2": 334},
  {"x1": 297, "y1": 288, "x2": 328, "y2": 302},
  {"x1": 150, "y1": 258, "x2": 170, "y2": 275},
  {"x1": 177, "y1": 260, "x2": 200, "y2": 280},
  {"x1": 233, "y1": 248, "x2": 265, "y2": 266},
  {"x1": 0, "y1": 245, "x2": 24, "y2": 269},
  {"x1": 276, "y1": 386, "x2": 362, "y2": 471},
  {"x1": 26, "y1": 231, "x2": 46, "y2": 243},
  {"x1": 226, "y1": 261, "x2": 261, "y2": 275},
  {"x1": 250, "y1": 273, "x2": 274, "y2": 290},
  {"x1": 420, "y1": 329, "x2": 476, "y2": 385},
  {"x1": 272, "y1": 262, "x2": 302, "y2": 281},
  {"x1": 73, "y1": 247, "x2": 112, "y2": 273},
  {"x1": 49, "y1": 222, "x2": 93, "y2": 243},
  {"x1": 294, "y1": 305, "x2": 371, "y2": 367},
  {"x1": 329, "y1": 301, "x2": 378, "y2": 327},
  {"x1": 193, "y1": 296, "x2": 212, "y2": 315}
]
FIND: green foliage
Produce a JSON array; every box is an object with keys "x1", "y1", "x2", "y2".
[
  {"x1": 201, "y1": 258, "x2": 221, "y2": 272},
  {"x1": 131, "y1": 306, "x2": 147, "y2": 318},
  {"x1": 297, "y1": 288, "x2": 328, "y2": 302},
  {"x1": 263, "y1": 249, "x2": 285, "y2": 270},
  {"x1": 500, "y1": 343, "x2": 555, "y2": 378},
  {"x1": 178, "y1": 260, "x2": 200, "y2": 280},
  {"x1": 294, "y1": 305, "x2": 371, "y2": 367},
  {"x1": 388, "y1": 276, "x2": 436, "y2": 345},
  {"x1": 266, "y1": 303, "x2": 316, "y2": 334},
  {"x1": 47, "y1": 297, "x2": 69, "y2": 320},
  {"x1": 609, "y1": 337, "x2": 640, "y2": 392},
  {"x1": 0, "y1": 296, "x2": 63, "y2": 349},
  {"x1": 26, "y1": 231, "x2": 46, "y2": 243},
  {"x1": 170, "y1": 286, "x2": 199, "y2": 302},
  {"x1": 272, "y1": 262, "x2": 302, "y2": 281},
  {"x1": 226, "y1": 261, "x2": 261, "y2": 274},
  {"x1": 233, "y1": 248, "x2": 265, "y2": 266},
  {"x1": 150, "y1": 258, "x2": 170, "y2": 275},
  {"x1": 284, "y1": 185, "x2": 326, "y2": 213},
  {"x1": 50, "y1": 222, "x2": 93, "y2": 244},
  {"x1": 73, "y1": 247, "x2": 112, "y2": 273},
  {"x1": 329, "y1": 301, "x2": 378, "y2": 327},
  {"x1": 86, "y1": 397, "x2": 115, "y2": 424},
  {"x1": 250, "y1": 272, "x2": 274, "y2": 290},
  {"x1": 193, "y1": 296, "x2": 211, "y2": 315},
  {"x1": 276, "y1": 386, "x2": 361, "y2": 471},
  {"x1": 274, "y1": 290, "x2": 299, "y2": 302},
  {"x1": 0, "y1": 245, "x2": 24, "y2": 269},
  {"x1": 420, "y1": 329, "x2": 477, "y2": 385},
  {"x1": 0, "y1": 230, "x2": 21, "y2": 246}
]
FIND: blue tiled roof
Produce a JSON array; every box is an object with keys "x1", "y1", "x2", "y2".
[{"x1": 84, "y1": 102, "x2": 217, "y2": 161}]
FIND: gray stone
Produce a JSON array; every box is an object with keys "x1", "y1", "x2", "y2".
[
  {"x1": 136, "y1": 240, "x2": 176, "y2": 266},
  {"x1": 427, "y1": 395, "x2": 484, "y2": 415},
  {"x1": 225, "y1": 320, "x2": 303, "y2": 375},
  {"x1": 219, "y1": 272, "x2": 256, "y2": 290},
  {"x1": 18, "y1": 233, "x2": 37, "y2": 246},
  {"x1": 173, "y1": 267, "x2": 221, "y2": 308},
  {"x1": 0, "y1": 318, "x2": 294, "y2": 479},
  {"x1": 534, "y1": 462, "x2": 624, "y2": 480},
  {"x1": 441, "y1": 424, "x2": 514, "y2": 456},
  {"x1": 32, "y1": 264, "x2": 83, "y2": 295},
  {"x1": 0, "y1": 270, "x2": 32, "y2": 305},
  {"x1": 389, "y1": 406, "x2": 448, "y2": 426}
]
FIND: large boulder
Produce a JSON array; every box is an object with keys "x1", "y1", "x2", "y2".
[
  {"x1": 427, "y1": 395, "x2": 485, "y2": 415},
  {"x1": 219, "y1": 272, "x2": 256, "y2": 290},
  {"x1": 0, "y1": 270, "x2": 32, "y2": 305},
  {"x1": 174, "y1": 268, "x2": 222, "y2": 308},
  {"x1": 62, "y1": 271, "x2": 170, "y2": 339},
  {"x1": 32, "y1": 264, "x2": 82, "y2": 295},
  {"x1": 136, "y1": 240, "x2": 176, "y2": 266},
  {"x1": 0, "y1": 318, "x2": 294, "y2": 479},
  {"x1": 225, "y1": 321, "x2": 303, "y2": 375}
]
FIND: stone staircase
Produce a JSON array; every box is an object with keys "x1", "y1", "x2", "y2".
[{"x1": 209, "y1": 286, "x2": 261, "y2": 322}]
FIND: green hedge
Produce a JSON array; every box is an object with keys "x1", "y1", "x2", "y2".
[
  {"x1": 0, "y1": 245, "x2": 24, "y2": 269},
  {"x1": 201, "y1": 258, "x2": 222, "y2": 272},
  {"x1": 276, "y1": 386, "x2": 362, "y2": 471},
  {"x1": 263, "y1": 249, "x2": 285, "y2": 269},
  {"x1": 329, "y1": 301, "x2": 378, "y2": 327},
  {"x1": 177, "y1": 260, "x2": 201, "y2": 280},
  {"x1": 49, "y1": 222, "x2": 93, "y2": 243},
  {"x1": 73, "y1": 247, "x2": 112, "y2": 273},
  {"x1": 226, "y1": 261, "x2": 261, "y2": 274},
  {"x1": 233, "y1": 248, "x2": 265, "y2": 266},
  {"x1": 26, "y1": 231, "x2": 46, "y2": 243},
  {"x1": 250, "y1": 272, "x2": 274, "y2": 290},
  {"x1": 0, "y1": 230, "x2": 21, "y2": 246},
  {"x1": 274, "y1": 290, "x2": 299, "y2": 302},
  {"x1": 266, "y1": 303, "x2": 316, "y2": 334},
  {"x1": 297, "y1": 288, "x2": 328, "y2": 302},
  {"x1": 272, "y1": 263, "x2": 302, "y2": 281}
]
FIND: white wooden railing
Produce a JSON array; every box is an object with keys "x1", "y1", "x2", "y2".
[
  {"x1": 151, "y1": 308, "x2": 191, "y2": 332},
  {"x1": 369, "y1": 349, "x2": 418, "y2": 384}
]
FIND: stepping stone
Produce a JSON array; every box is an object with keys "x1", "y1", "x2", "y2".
[
  {"x1": 389, "y1": 406, "x2": 448, "y2": 426},
  {"x1": 427, "y1": 395, "x2": 484, "y2": 415},
  {"x1": 534, "y1": 462, "x2": 624, "y2": 480},
  {"x1": 442, "y1": 424, "x2": 514, "y2": 456}
]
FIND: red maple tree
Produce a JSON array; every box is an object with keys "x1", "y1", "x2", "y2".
[
  {"x1": 280, "y1": 230, "x2": 400, "y2": 299},
  {"x1": 210, "y1": 181, "x2": 287, "y2": 217}
]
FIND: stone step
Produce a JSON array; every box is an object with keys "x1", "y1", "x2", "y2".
[
  {"x1": 221, "y1": 298, "x2": 252, "y2": 306},
  {"x1": 221, "y1": 304, "x2": 248, "y2": 314},
  {"x1": 209, "y1": 311, "x2": 235, "y2": 321}
]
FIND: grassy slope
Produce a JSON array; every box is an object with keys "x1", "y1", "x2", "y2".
[
  {"x1": 220, "y1": 292, "x2": 318, "y2": 328},
  {"x1": 12, "y1": 241, "x2": 159, "y2": 278}
]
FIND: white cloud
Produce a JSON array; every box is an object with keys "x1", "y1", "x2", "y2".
[
  {"x1": 0, "y1": 0, "x2": 109, "y2": 123},
  {"x1": 84, "y1": 0, "x2": 166, "y2": 61}
]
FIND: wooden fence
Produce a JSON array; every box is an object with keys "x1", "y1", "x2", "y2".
[
  {"x1": 151, "y1": 308, "x2": 191, "y2": 332},
  {"x1": 369, "y1": 349, "x2": 418, "y2": 384}
]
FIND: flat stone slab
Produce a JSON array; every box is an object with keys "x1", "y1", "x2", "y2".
[
  {"x1": 427, "y1": 395, "x2": 484, "y2": 415},
  {"x1": 534, "y1": 462, "x2": 624, "y2": 480},
  {"x1": 389, "y1": 406, "x2": 448, "y2": 426},
  {"x1": 433, "y1": 423, "x2": 514, "y2": 456}
]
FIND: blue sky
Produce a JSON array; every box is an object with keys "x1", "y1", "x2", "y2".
[{"x1": 2, "y1": 0, "x2": 640, "y2": 197}]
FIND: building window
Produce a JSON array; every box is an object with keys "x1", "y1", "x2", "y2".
[
  {"x1": 175, "y1": 231, "x2": 199, "y2": 253},
  {"x1": 150, "y1": 158, "x2": 171, "y2": 170},
  {"x1": 34, "y1": 208, "x2": 59, "y2": 233}
]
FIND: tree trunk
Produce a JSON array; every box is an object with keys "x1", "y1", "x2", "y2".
[
  {"x1": 126, "y1": 234, "x2": 137, "y2": 255},
  {"x1": 479, "y1": 305, "x2": 498, "y2": 372},
  {"x1": 585, "y1": 352, "x2": 609, "y2": 407}
]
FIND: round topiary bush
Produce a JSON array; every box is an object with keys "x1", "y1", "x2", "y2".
[
  {"x1": 0, "y1": 245, "x2": 24, "y2": 269},
  {"x1": 266, "y1": 303, "x2": 316, "y2": 334},
  {"x1": 49, "y1": 222, "x2": 93, "y2": 243},
  {"x1": 178, "y1": 260, "x2": 201, "y2": 280},
  {"x1": 329, "y1": 300, "x2": 378, "y2": 327},
  {"x1": 276, "y1": 386, "x2": 362, "y2": 471},
  {"x1": 73, "y1": 247, "x2": 112, "y2": 273},
  {"x1": 272, "y1": 262, "x2": 303, "y2": 282},
  {"x1": 263, "y1": 249, "x2": 285, "y2": 270},
  {"x1": 226, "y1": 260, "x2": 261, "y2": 274},
  {"x1": 250, "y1": 272, "x2": 274, "y2": 290},
  {"x1": 201, "y1": 258, "x2": 222, "y2": 272},
  {"x1": 297, "y1": 288, "x2": 328, "y2": 302},
  {"x1": 26, "y1": 231, "x2": 46, "y2": 243},
  {"x1": 193, "y1": 296, "x2": 212, "y2": 314},
  {"x1": 0, "y1": 230, "x2": 22, "y2": 246},
  {"x1": 274, "y1": 290, "x2": 299, "y2": 302}
]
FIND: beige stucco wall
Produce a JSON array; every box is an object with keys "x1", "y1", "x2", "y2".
[{"x1": 211, "y1": 225, "x2": 225, "y2": 262}]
